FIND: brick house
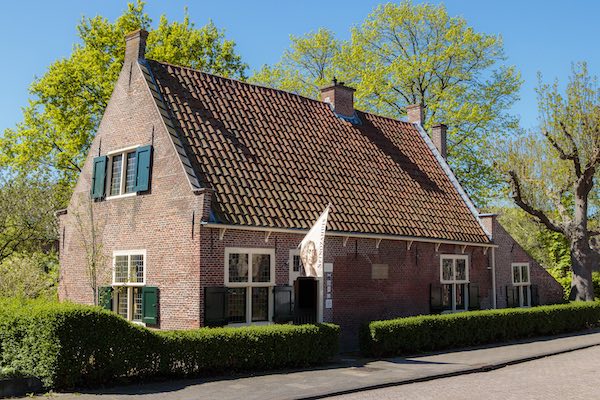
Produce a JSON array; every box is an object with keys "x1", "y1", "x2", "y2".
[{"x1": 57, "y1": 30, "x2": 563, "y2": 348}]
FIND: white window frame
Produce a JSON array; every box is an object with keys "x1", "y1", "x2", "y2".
[
  {"x1": 106, "y1": 145, "x2": 140, "y2": 200},
  {"x1": 225, "y1": 247, "x2": 275, "y2": 325},
  {"x1": 112, "y1": 250, "x2": 147, "y2": 323},
  {"x1": 288, "y1": 249, "x2": 303, "y2": 286},
  {"x1": 512, "y1": 262, "x2": 531, "y2": 307},
  {"x1": 440, "y1": 254, "x2": 470, "y2": 312}
]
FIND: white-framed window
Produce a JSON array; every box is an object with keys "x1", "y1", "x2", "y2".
[
  {"x1": 512, "y1": 263, "x2": 531, "y2": 307},
  {"x1": 107, "y1": 146, "x2": 139, "y2": 198},
  {"x1": 440, "y1": 254, "x2": 469, "y2": 312},
  {"x1": 112, "y1": 250, "x2": 146, "y2": 322},
  {"x1": 225, "y1": 248, "x2": 275, "y2": 324}
]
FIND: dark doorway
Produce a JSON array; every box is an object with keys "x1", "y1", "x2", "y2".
[{"x1": 294, "y1": 277, "x2": 318, "y2": 324}]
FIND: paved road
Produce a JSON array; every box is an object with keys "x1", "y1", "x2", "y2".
[{"x1": 330, "y1": 346, "x2": 600, "y2": 400}]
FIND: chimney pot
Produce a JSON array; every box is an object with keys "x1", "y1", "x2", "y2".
[
  {"x1": 125, "y1": 29, "x2": 149, "y2": 62},
  {"x1": 320, "y1": 81, "x2": 356, "y2": 118},
  {"x1": 431, "y1": 124, "x2": 448, "y2": 159},
  {"x1": 407, "y1": 104, "x2": 424, "y2": 125}
]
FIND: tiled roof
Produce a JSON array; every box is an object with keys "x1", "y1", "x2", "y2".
[{"x1": 146, "y1": 60, "x2": 490, "y2": 244}]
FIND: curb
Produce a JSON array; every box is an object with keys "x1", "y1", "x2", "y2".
[{"x1": 297, "y1": 343, "x2": 600, "y2": 399}]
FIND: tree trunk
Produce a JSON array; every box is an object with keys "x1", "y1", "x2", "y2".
[
  {"x1": 568, "y1": 183, "x2": 596, "y2": 301},
  {"x1": 569, "y1": 246, "x2": 594, "y2": 301}
]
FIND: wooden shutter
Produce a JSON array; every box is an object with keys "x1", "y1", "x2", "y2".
[
  {"x1": 141, "y1": 286, "x2": 159, "y2": 324},
  {"x1": 134, "y1": 145, "x2": 152, "y2": 192},
  {"x1": 205, "y1": 287, "x2": 228, "y2": 327},
  {"x1": 506, "y1": 285, "x2": 516, "y2": 308},
  {"x1": 468, "y1": 283, "x2": 480, "y2": 310},
  {"x1": 91, "y1": 156, "x2": 107, "y2": 199},
  {"x1": 273, "y1": 285, "x2": 294, "y2": 323},
  {"x1": 430, "y1": 284, "x2": 443, "y2": 313},
  {"x1": 531, "y1": 285, "x2": 540, "y2": 306},
  {"x1": 98, "y1": 286, "x2": 112, "y2": 310}
]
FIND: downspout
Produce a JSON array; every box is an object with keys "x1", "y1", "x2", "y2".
[{"x1": 492, "y1": 247, "x2": 497, "y2": 309}]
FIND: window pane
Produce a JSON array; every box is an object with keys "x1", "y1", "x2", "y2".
[
  {"x1": 442, "y1": 259, "x2": 453, "y2": 281},
  {"x1": 132, "y1": 287, "x2": 143, "y2": 321},
  {"x1": 521, "y1": 265, "x2": 529, "y2": 283},
  {"x1": 131, "y1": 254, "x2": 144, "y2": 283},
  {"x1": 293, "y1": 255, "x2": 302, "y2": 272},
  {"x1": 114, "y1": 255, "x2": 128, "y2": 283},
  {"x1": 117, "y1": 288, "x2": 128, "y2": 319},
  {"x1": 227, "y1": 288, "x2": 246, "y2": 323},
  {"x1": 252, "y1": 287, "x2": 269, "y2": 322},
  {"x1": 513, "y1": 265, "x2": 521, "y2": 283},
  {"x1": 456, "y1": 283, "x2": 466, "y2": 310},
  {"x1": 110, "y1": 154, "x2": 123, "y2": 196},
  {"x1": 442, "y1": 284, "x2": 452, "y2": 310},
  {"x1": 455, "y1": 259, "x2": 467, "y2": 281},
  {"x1": 125, "y1": 152, "x2": 137, "y2": 193},
  {"x1": 228, "y1": 253, "x2": 249, "y2": 282},
  {"x1": 252, "y1": 254, "x2": 271, "y2": 282}
]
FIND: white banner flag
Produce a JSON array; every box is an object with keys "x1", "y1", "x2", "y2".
[{"x1": 299, "y1": 204, "x2": 330, "y2": 278}]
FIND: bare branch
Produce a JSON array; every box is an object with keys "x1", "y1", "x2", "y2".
[{"x1": 509, "y1": 170, "x2": 565, "y2": 234}]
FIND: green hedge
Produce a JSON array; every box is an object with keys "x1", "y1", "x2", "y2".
[
  {"x1": 0, "y1": 299, "x2": 339, "y2": 389},
  {"x1": 360, "y1": 302, "x2": 600, "y2": 357}
]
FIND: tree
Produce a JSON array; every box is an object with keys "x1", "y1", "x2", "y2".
[
  {"x1": 0, "y1": 1, "x2": 247, "y2": 186},
  {"x1": 0, "y1": 252, "x2": 59, "y2": 300},
  {"x1": 0, "y1": 172, "x2": 65, "y2": 263},
  {"x1": 504, "y1": 62, "x2": 600, "y2": 301},
  {"x1": 251, "y1": 2, "x2": 521, "y2": 206}
]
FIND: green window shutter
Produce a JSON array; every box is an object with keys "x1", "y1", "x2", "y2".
[
  {"x1": 273, "y1": 285, "x2": 294, "y2": 323},
  {"x1": 468, "y1": 283, "x2": 480, "y2": 310},
  {"x1": 98, "y1": 286, "x2": 112, "y2": 310},
  {"x1": 141, "y1": 286, "x2": 159, "y2": 324},
  {"x1": 430, "y1": 284, "x2": 443, "y2": 313},
  {"x1": 205, "y1": 287, "x2": 228, "y2": 327},
  {"x1": 134, "y1": 145, "x2": 152, "y2": 192},
  {"x1": 91, "y1": 156, "x2": 108, "y2": 199},
  {"x1": 531, "y1": 285, "x2": 540, "y2": 306}
]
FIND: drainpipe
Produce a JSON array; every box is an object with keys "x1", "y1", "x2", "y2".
[{"x1": 491, "y1": 247, "x2": 497, "y2": 309}]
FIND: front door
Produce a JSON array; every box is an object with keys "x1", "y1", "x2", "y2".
[{"x1": 294, "y1": 277, "x2": 318, "y2": 324}]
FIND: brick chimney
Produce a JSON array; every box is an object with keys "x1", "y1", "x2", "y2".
[
  {"x1": 431, "y1": 124, "x2": 448, "y2": 159},
  {"x1": 320, "y1": 78, "x2": 356, "y2": 118},
  {"x1": 406, "y1": 104, "x2": 424, "y2": 125},
  {"x1": 125, "y1": 29, "x2": 149, "y2": 62}
]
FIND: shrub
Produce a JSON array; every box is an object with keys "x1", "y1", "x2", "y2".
[
  {"x1": 361, "y1": 302, "x2": 600, "y2": 356},
  {"x1": 0, "y1": 298, "x2": 339, "y2": 389}
]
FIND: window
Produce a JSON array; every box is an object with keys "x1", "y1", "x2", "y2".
[
  {"x1": 512, "y1": 263, "x2": 531, "y2": 307},
  {"x1": 108, "y1": 150, "x2": 137, "y2": 197},
  {"x1": 225, "y1": 248, "x2": 275, "y2": 324},
  {"x1": 440, "y1": 254, "x2": 469, "y2": 312},
  {"x1": 113, "y1": 250, "x2": 146, "y2": 323},
  {"x1": 91, "y1": 145, "x2": 152, "y2": 199}
]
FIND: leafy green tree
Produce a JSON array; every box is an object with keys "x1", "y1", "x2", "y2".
[
  {"x1": 0, "y1": 172, "x2": 66, "y2": 263},
  {"x1": 251, "y1": 2, "x2": 521, "y2": 205},
  {"x1": 0, "y1": 252, "x2": 58, "y2": 300},
  {"x1": 503, "y1": 62, "x2": 600, "y2": 301},
  {"x1": 0, "y1": 1, "x2": 247, "y2": 185}
]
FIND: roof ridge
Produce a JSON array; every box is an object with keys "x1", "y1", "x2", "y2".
[{"x1": 147, "y1": 59, "x2": 415, "y2": 128}]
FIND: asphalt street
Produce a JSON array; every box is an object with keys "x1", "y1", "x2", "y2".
[{"x1": 330, "y1": 345, "x2": 600, "y2": 400}]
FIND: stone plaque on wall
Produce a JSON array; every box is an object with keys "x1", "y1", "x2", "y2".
[{"x1": 371, "y1": 264, "x2": 389, "y2": 280}]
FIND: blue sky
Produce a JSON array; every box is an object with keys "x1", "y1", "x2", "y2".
[{"x1": 0, "y1": 0, "x2": 598, "y2": 134}]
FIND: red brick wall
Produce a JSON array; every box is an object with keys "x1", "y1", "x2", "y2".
[
  {"x1": 58, "y1": 58, "x2": 206, "y2": 329},
  {"x1": 480, "y1": 215, "x2": 564, "y2": 307},
  {"x1": 200, "y1": 227, "x2": 493, "y2": 349}
]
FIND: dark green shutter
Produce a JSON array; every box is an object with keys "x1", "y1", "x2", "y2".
[
  {"x1": 468, "y1": 283, "x2": 480, "y2": 310},
  {"x1": 134, "y1": 145, "x2": 152, "y2": 192},
  {"x1": 91, "y1": 156, "x2": 108, "y2": 199},
  {"x1": 98, "y1": 286, "x2": 112, "y2": 310},
  {"x1": 142, "y1": 286, "x2": 158, "y2": 324},
  {"x1": 205, "y1": 287, "x2": 228, "y2": 327},
  {"x1": 430, "y1": 284, "x2": 443, "y2": 313},
  {"x1": 273, "y1": 285, "x2": 294, "y2": 323},
  {"x1": 531, "y1": 285, "x2": 539, "y2": 306},
  {"x1": 506, "y1": 286, "x2": 516, "y2": 308}
]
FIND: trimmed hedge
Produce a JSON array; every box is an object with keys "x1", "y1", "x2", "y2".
[
  {"x1": 360, "y1": 302, "x2": 600, "y2": 356},
  {"x1": 0, "y1": 299, "x2": 339, "y2": 389}
]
